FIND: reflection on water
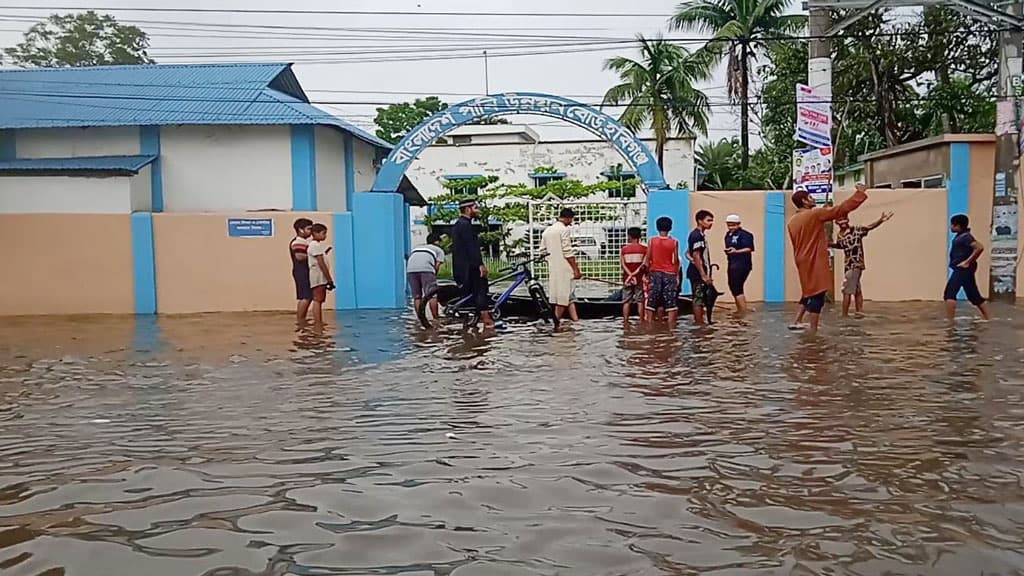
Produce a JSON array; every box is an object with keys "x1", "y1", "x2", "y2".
[{"x1": 1, "y1": 304, "x2": 1023, "y2": 575}]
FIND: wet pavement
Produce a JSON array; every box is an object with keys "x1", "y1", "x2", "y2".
[{"x1": 1, "y1": 303, "x2": 1023, "y2": 575}]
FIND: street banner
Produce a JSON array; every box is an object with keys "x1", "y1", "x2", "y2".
[
  {"x1": 795, "y1": 83, "x2": 832, "y2": 148},
  {"x1": 793, "y1": 146, "x2": 833, "y2": 203}
]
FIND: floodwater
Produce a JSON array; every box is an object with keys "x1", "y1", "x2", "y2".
[{"x1": 1, "y1": 303, "x2": 1023, "y2": 576}]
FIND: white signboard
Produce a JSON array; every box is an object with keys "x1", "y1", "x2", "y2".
[
  {"x1": 795, "y1": 83, "x2": 832, "y2": 148},
  {"x1": 793, "y1": 146, "x2": 833, "y2": 203}
]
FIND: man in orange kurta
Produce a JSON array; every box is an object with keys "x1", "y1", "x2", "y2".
[{"x1": 787, "y1": 184, "x2": 869, "y2": 333}]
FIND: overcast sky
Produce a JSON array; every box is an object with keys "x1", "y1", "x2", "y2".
[{"x1": 0, "y1": 0, "x2": 799, "y2": 144}]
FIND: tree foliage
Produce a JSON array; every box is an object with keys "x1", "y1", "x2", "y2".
[
  {"x1": 602, "y1": 34, "x2": 713, "y2": 168},
  {"x1": 423, "y1": 173, "x2": 640, "y2": 255},
  {"x1": 757, "y1": 7, "x2": 997, "y2": 172},
  {"x1": 374, "y1": 96, "x2": 449, "y2": 144},
  {"x1": 3, "y1": 11, "x2": 153, "y2": 67},
  {"x1": 669, "y1": 0, "x2": 806, "y2": 172}
]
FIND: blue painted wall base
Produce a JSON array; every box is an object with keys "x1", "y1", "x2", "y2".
[
  {"x1": 334, "y1": 192, "x2": 406, "y2": 309},
  {"x1": 647, "y1": 189, "x2": 691, "y2": 294},
  {"x1": 764, "y1": 192, "x2": 787, "y2": 302},
  {"x1": 131, "y1": 212, "x2": 157, "y2": 314}
]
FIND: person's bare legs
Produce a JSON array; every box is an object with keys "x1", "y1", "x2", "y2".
[
  {"x1": 842, "y1": 294, "x2": 852, "y2": 317},
  {"x1": 429, "y1": 297, "x2": 439, "y2": 320},
  {"x1": 667, "y1": 308, "x2": 679, "y2": 329},
  {"x1": 855, "y1": 291, "x2": 864, "y2": 314},
  {"x1": 413, "y1": 297, "x2": 422, "y2": 317},
  {"x1": 312, "y1": 300, "x2": 324, "y2": 327},
  {"x1": 978, "y1": 302, "x2": 992, "y2": 320},
  {"x1": 945, "y1": 299, "x2": 957, "y2": 321},
  {"x1": 567, "y1": 302, "x2": 579, "y2": 322},
  {"x1": 806, "y1": 312, "x2": 820, "y2": 334},
  {"x1": 734, "y1": 294, "x2": 748, "y2": 315},
  {"x1": 297, "y1": 300, "x2": 311, "y2": 324},
  {"x1": 693, "y1": 305, "x2": 706, "y2": 326},
  {"x1": 554, "y1": 305, "x2": 566, "y2": 321},
  {"x1": 790, "y1": 307, "x2": 807, "y2": 328},
  {"x1": 622, "y1": 301, "x2": 631, "y2": 322},
  {"x1": 480, "y1": 310, "x2": 495, "y2": 329}
]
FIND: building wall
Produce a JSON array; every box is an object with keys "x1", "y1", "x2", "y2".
[
  {"x1": 152, "y1": 211, "x2": 335, "y2": 314},
  {"x1": 968, "y1": 143, "x2": 995, "y2": 297},
  {"x1": 353, "y1": 138, "x2": 377, "y2": 193},
  {"x1": 0, "y1": 175, "x2": 135, "y2": 213},
  {"x1": 0, "y1": 214, "x2": 134, "y2": 315},
  {"x1": 865, "y1": 145, "x2": 949, "y2": 187},
  {"x1": 130, "y1": 165, "x2": 153, "y2": 212},
  {"x1": 315, "y1": 127, "x2": 347, "y2": 212},
  {"x1": 689, "y1": 191, "x2": 768, "y2": 302},
  {"x1": 832, "y1": 188, "x2": 949, "y2": 301},
  {"x1": 160, "y1": 125, "x2": 292, "y2": 212},
  {"x1": 14, "y1": 127, "x2": 140, "y2": 158}
]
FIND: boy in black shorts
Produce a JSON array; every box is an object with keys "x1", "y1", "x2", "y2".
[{"x1": 944, "y1": 214, "x2": 991, "y2": 321}]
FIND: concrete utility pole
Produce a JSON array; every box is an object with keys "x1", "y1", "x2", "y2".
[
  {"x1": 992, "y1": 0, "x2": 1022, "y2": 300},
  {"x1": 808, "y1": 5, "x2": 832, "y2": 199}
]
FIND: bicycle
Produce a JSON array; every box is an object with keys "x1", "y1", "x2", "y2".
[{"x1": 417, "y1": 253, "x2": 558, "y2": 330}]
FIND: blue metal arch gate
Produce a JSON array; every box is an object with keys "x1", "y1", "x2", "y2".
[{"x1": 371, "y1": 92, "x2": 669, "y2": 192}]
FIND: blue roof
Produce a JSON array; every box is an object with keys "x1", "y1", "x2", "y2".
[
  {"x1": 0, "y1": 63, "x2": 390, "y2": 149},
  {"x1": 0, "y1": 155, "x2": 158, "y2": 173}
]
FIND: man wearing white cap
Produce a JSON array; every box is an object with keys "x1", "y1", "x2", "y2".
[{"x1": 724, "y1": 214, "x2": 755, "y2": 314}]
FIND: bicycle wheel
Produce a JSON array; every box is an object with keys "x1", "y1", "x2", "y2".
[
  {"x1": 416, "y1": 286, "x2": 440, "y2": 329},
  {"x1": 528, "y1": 283, "x2": 558, "y2": 328}
]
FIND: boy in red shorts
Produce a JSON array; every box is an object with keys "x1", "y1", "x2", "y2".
[{"x1": 620, "y1": 227, "x2": 648, "y2": 322}]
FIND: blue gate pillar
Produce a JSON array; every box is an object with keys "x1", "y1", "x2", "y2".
[
  {"x1": 648, "y1": 188, "x2": 691, "y2": 294},
  {"x1": 345, "y1": 192, "x2": 406, "y2": 309}
]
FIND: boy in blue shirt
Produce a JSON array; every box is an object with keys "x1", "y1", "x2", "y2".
[{"x1": 944, "y1": 214, "x2": 991, "y2": 321}]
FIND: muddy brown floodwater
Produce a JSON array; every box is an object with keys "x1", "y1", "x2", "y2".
[{"x1": 1, "y1": 303, "x2": 1023, "y2": 576}]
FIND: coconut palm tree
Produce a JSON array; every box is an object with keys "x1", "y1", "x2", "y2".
[
  {"x1": 696, "y1": 138, "x2": 741, "y2": 190},
  {"x1": 670, "y1": 0, "x2": 805, "y2": 172},
  {"x1": 602, "y1": 34, "x2": 712, "y2": 168}
]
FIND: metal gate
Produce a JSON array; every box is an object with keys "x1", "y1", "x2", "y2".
[{"x1": 527, "y1": 198, "x2": 648, "y2": 283}]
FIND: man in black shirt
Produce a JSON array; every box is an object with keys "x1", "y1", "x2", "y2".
[
  {"x1": 944, "y1": 213, "x2": 991, "y2": 321},
  {"x1": 450, "y1": 199, "x2": 494, "y2": 328}
]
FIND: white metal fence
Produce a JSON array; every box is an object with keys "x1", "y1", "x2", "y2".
[{"x1": 527, "y1": 198, "x2": 648, "y2": 283}]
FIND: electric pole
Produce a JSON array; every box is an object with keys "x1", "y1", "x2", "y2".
[
  {"x1": 991, "y1": 0, "x2": 1022, "y2": 300},
  {"x1": 808, "y1": 3, "x2": 832, "y2": 201}
]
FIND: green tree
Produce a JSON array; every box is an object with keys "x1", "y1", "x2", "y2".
[
  {"x1": 3, "y1": 11, "x2": 153, "y2": 67},
  {"x1": 695, "y1": 138, "x2": 741, "y2": 190},
  {"x1": 602, "y1": 35, "x2": 712, "y2": 168},
  {"x1": 373, "y1": 96, "x2": 449, "y2": 144},
  {"x1": 669, "y1": 0, "x2": 805, "y2": 173}
]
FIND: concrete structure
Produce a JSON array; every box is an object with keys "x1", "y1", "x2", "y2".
[
  {"x1": 0, "y1": 63, "x2": 424, "y2": 314},
  {"x1": 405, "y1": 123, "x2": 695, "y2": 244},
  {"x1": 0, "y1": 63, "x2": 391, "y2": 214}
]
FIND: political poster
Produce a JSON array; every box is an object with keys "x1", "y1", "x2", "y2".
[
  {"x1": 795, "y1": 83, "x2": 832, "y2": 148},
  {"x1": 793, "y1": 147, "x2": 833, "y2": 203}
]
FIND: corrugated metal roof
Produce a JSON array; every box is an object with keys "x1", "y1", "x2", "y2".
[
  {"x1": 0, "y1": 63, "x2": 390, "y2": 149},
  {"x1": 0, "y1": 154, "x2": 157, "y2": 173}
]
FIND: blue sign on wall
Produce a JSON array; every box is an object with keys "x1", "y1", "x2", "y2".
[{"x1": 227, "y1": 218, "x2": 274, "y2": 238}]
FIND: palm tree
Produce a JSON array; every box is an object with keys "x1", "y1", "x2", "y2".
[
  {"x1": 696, "y1": 138, "x2": 741, "y2": 190},
  {"x1": 670, "y1": 0, "x2": 805, "y2": 172},
  {"x1": 602, "y1": 35, "x2": 712, "y2": 168}
]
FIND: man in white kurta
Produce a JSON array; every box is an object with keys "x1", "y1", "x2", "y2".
[{"x1": 542, "y1": 208, "x2": 583, "y2": 322}]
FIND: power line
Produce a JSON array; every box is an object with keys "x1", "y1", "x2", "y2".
[{"x1": 0, "y1": 5, "x2": 673, "y2": 17}]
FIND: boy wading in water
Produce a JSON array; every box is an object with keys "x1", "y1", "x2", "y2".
[
  {"x1": 830, "y1": 211, "x2": 893, "y2": 317},
  {"x1": 723, "y1": 214, "x2": 754, "y2": 315},
  {"x1": 643, "y1": 217, "x2": 681, "y2": 328},
  {"x1": 944, "y1": 214, "x2": 991, "y2": 321},
  {"x1": 620, "y1": 227, "x2": 647, "y2": 322},
  {"x1": 787, "y1": 184, "x2": 868, "y2": 334},
  {"x1": 687, "y1": 210, "x2": 715, "y2": 325},
  {"x1": 307, "y1": 223, "x2": 335, "y2": 327},
  {"x1": 289, "y1": 218, "x2": 314, "y2": 324}
]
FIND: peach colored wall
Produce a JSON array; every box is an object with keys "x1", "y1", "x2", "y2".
[
  {"x1": 968, "y1": 144, "x2": 995, "y2": 298},
  {"x1": 0, "y1": 214, "x2": 134, "y2": 315},
  {"x1": 832, "y1": 188, "x2": 948, "y2": 301},
  {"x1": 690, "y1": 191, "x2": 768, "y2": 301},
  {"x1": 783, "y1": 197, "x2": 804, "y2": 301},
  {"x1": 153, "y1": 211, "x2": 336, "y2": 314}
]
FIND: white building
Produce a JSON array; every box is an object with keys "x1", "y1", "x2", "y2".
[
  {"x1": 405, "y1": 124, "x2": 695, "y2": 247},
  {"x1": 0, "y1": 63, "x2": 392, "y2": 214}
]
